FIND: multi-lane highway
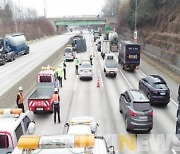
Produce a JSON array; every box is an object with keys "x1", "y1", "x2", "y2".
[{"x1": 0, "y1": 31, "x2": 179, "y2": 154}]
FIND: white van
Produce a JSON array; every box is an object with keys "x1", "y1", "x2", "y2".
[{"x1": 64, "y1": 46, "x2": 76, "y2": 61}]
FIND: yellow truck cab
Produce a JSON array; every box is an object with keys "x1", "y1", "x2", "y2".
[
  {"x1": 12, "y1": 134, "x2": 115, "y2": 154},
  {"x1": 0, "y1": 109, "x2": 35, "y2": 154}
]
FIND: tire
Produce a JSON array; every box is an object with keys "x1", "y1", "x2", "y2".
[
  {"x1": 122, "y1": 64, "x2": 125, "y2": 70},
  {"x1": 104, "y1": 68, "x2": 106, "y2": 72},
  {"x1": 1, "y1": 58, "x2": 6, "y2": 65},
  {"x1": 125, "y1": 117, "x2": 130, "y2": 132}
]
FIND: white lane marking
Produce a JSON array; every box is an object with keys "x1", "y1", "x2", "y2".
[
  {"x1": 119, "y1": 69, "x2": 133, "y2": 89},
  {"x1": 138, "y1": 69, "x2": 178, "y2": 106},
  {"x1": 171, "y1": 98, "x2": 178, "y2": 106},
  {"x1": 73, "y1": 76, "x2": 78, "y2": 91},
  {"x1": 172, "y1": 148, "x2": 177, "y2": 154},
  {"x1": 99, "y1": 69, "x2": 104, "y2": 88},
  {"x1": 138, "y1": 69, "x2": 147, "y2": 77}
]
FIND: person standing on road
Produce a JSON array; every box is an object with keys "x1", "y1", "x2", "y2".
[
  {"x1": 63, "y1": 60, "x2": 67, "y2": 80},
  {"x1": 90, "y1": 55, "x2": 93, "y2": 65},
  {"x1": 52, "y1": 88, "x2": 60, "y2": 124},
  {"x1": 16, "y1": 86, "x2": 25, "y2": 113},
  {"x1": 74, "y1": 57, "x2": 79, "y2": 75},
  {"x1": 57, "y1": 65, "x2": 63, "y2": 87}
]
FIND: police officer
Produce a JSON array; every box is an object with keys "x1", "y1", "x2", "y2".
[
  {"x1": 52, "y1": 88, "x2": 60, "y2": 124},
  {"x1": 74, "y1": 57, "x2": 79, "y2": 75},
  {"x1": 16, "y1": 86, "x2": 25, "y2": 113},
  {"x1": 57, "y1": 65, "x2": 63, "y2": 87},
  {"x1": 63, "y1": 60, "x2": 67, "y2": 80}
]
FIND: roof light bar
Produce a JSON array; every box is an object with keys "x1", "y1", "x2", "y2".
[
  {"x1": 0, "y1": 108, "x2": 22, "y2": 115},
  {"x1": 18, "y1": 135, "x2": 95, "y2": 150}
]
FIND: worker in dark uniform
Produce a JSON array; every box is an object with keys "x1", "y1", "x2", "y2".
[
  {"x1": 52, "y1": 88, "x2": 60, "y2": 124},
  {"x1": 16, "y1": 86, "x2": 25, "y2": 113},
  {"x1": 63, "y1": 60, "x2": 67, "y2": 80},
  {"x1": 90, "y1": 55, "x2": 93, "y2": 65}
]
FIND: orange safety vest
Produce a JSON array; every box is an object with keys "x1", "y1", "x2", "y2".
[
  {"x1": 18, "y1": 93, "x2": 24, "y2": 104},
  {"x1": 52, "y1": 94, "x2": 59, "y2": 102}
]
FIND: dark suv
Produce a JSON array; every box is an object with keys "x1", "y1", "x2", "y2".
[
  {"x1": 119, "y1": 89, "x2": 153, "y2": 132},
  {"x1": 139, "y1": 75, "x2": 170, "y2": 105}
]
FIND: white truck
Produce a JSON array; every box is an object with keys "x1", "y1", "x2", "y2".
[
  {"x1": 101, "y1": 40, "x2": 110, "y2": 59},
  {"x1": 104, "y1": 53, "x2": 118, "y2": 77}
]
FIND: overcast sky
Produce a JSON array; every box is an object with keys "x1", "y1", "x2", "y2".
[{"x1": 13, "y1": 0, "x2": 105, "y2": 17}]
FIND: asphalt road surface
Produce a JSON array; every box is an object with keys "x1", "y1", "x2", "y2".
[{"x1": 1, "y1": 31, "x2": 180, "y2": 154}]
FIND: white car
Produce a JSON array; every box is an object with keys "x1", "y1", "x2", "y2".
[
  {"x1": 79, "y1": 60, "x2": 93, "y2": 80},
  {"x1": 64, "y1": 46, "x2": 76, "y2": 61},
  {"x1": 0, "y1": 109, "x2": 35, "y2": 154},
  {"x1": 64, "y1": 116, "x2": 99, "y2": 135},
  {"x1": 12, "y1": 134, "x2": 115, "y2": 154}
]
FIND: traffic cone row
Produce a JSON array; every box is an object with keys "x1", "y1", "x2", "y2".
[{"x1": 97, "y1": 78, "x2": 100, "y2": 88}]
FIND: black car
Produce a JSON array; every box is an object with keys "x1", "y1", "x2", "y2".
[
  {"x1": 139, "y1": 75, "x2": 170, "y2": 105},
  {"x1": 119, "y1": 89, "x2": 153, "y2": 132}
]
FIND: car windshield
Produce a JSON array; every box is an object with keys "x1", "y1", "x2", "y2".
[
  {"x1": 65, "y1": 48, "x2": 72, "y2": 53},
  {"x1": 154, "y1": 82, "x2": 167, "y2": 89},
  {"x1": 81, "y1": 63, "x2": 91, "y2": 68},
  {"x1": 133, "y1": 102, "x2": 151, "y2": 112}
]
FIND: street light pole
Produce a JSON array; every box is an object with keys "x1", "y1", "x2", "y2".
[{"x1": 134, "y1": 0, "x2": 138, "y2": 42}]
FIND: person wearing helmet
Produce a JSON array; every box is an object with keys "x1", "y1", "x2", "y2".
[
  {"x1": 52, "y1": 88, "x2": 60, "y2": 124},
  {"x1": 16, "y1": 86, "x2": 25, "y2": 113}
]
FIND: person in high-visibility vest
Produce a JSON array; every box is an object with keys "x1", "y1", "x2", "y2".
[
  {"x1": 16, "y1": 86, "x2": 25, "y2": 113},
  {"x1": 56, "y1": 65, "x2": 63, "y2": 87},
  {"x1": 52, "y1": 88, "x2": 60, "y2": 124},
  {"x1": 74, "y1": 57, "x2": 79, "y2": 75}
]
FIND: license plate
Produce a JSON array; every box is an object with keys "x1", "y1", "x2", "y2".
[
  {"x1": 110, "y1": 71, "x2": 114, "y2": 74},
  {"x1": 36, "y1": 108, "x2": 43, "y2": 111},
  {"x1": 139, "y1": 116, "x2": 147, "y2": 120},
  {"x1": 160, "y1": 92, "x2": 165, "y2": 95}
]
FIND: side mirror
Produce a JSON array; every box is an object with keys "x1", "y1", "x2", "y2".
[
  {"x1": 27, "y1": 121, "x2": 36, "y2": 135},
  {"x1": 108, "y1": 146, "x2": 115, "y2": 154},
  {"x1": 64, "y1": 123, "x2": 69, "y2": 127}
]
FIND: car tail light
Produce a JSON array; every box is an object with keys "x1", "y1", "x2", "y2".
[
  {"x1": 149, "y1": 111, "x2": 153, "y2": 116},
  {"x1": 129, "y1": 110, "x2": 138, "y2": 117}
]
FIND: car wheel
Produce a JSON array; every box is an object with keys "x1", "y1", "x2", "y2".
[
  {"x1": 125, "y1": 117, "x2": 130, "y2": 132},
  {"x1": 104, "y1": 68, "x2": 106, "y2": 72}
]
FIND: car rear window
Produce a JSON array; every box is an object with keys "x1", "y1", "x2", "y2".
[
  {"x1": 133, "y1": 102, "x2": 151, "y2": 112},
  {"x1": 65, "y1": 48, "x2": 72, "y2": 53},
  {"x1": 154, "y1": 82, "x2": 167, "y2": 89},
  {"x1": 81, "y1": 63, "x2": 91, "y2": 68},
  {"x1": 39, "y1": 76, "x2": 52, "y2": 82}
]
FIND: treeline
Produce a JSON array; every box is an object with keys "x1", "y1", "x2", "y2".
[
  {"x1": 0, "y1": 1, "x2": 55, "y2": 40},
  {"x1": 102, "y1": 0, "x2": 180, "y2": 33}
]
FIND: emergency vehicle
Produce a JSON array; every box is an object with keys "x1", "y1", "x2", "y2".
[
  {"x1": 0, "y1": 109, "x2": 35, "y2": 154},
  {"x1": 28, "y1": 66, "x2": 58, "y2": 113},
  {"x1": 64, "y1": 116, "x2": 99, "y2": 135},
  {"x1": 12, "y1": 134, "x2": 115, "y2": 154}
]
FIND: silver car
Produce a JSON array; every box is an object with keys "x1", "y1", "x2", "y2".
[
  {"x1": 119, "y1": 89, "x2": 153, "y2": 132},
  {"x1": 79, "y1": 60, "x2": 93, "y2": 80},
  {"x1": 64, "y1": 47, "x2": 76, "y2": 61}
]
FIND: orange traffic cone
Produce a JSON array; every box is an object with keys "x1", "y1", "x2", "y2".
[{"x1": 97, "y1": 78, "x2": 100, "y2": 88}]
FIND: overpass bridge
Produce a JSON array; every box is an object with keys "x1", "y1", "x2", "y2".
[{"x1": 48, "y1": 16, "x2": 117, "y2": 33}]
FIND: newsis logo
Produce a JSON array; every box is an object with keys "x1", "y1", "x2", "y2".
[
  {"x1": 102, "y1": 134, "x2": 180, "y2": 153},
  {"x1": 118, "y1": 134, "x2": 180, "y2": 152}
]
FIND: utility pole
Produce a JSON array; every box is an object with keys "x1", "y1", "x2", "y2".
[
  {"x1": 134, "y1": 0, "x2": 138, "y2": 43},
  {"x1": 43, "y1": 0, "x2": 47, "y2": 17}
]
